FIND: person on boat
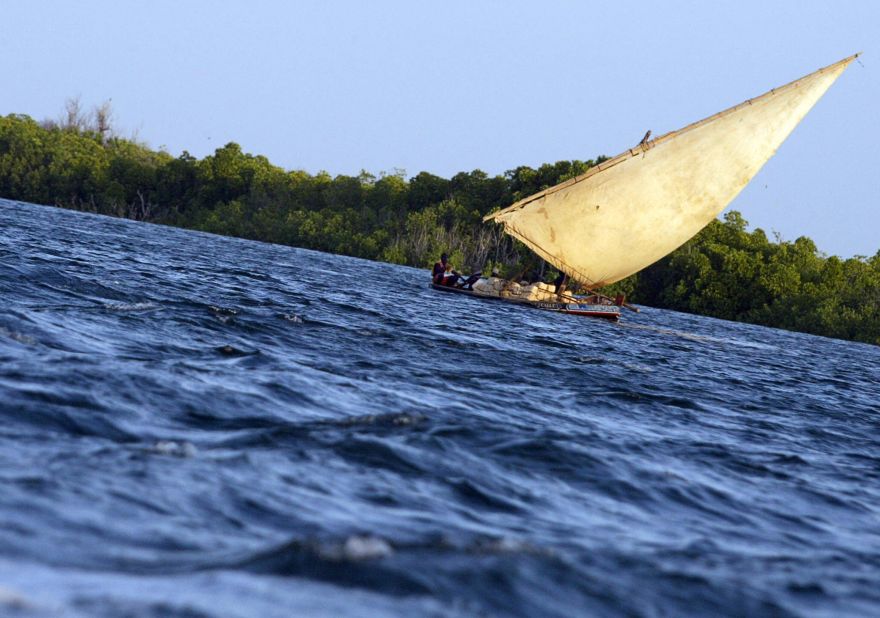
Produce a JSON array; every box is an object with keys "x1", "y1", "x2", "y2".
[
  {"x1": 432, "y1": 253, "x2": 450, "y2": 284},
  {"x1": 432, "y1": 253, "x2": 480, "y2": 290},
  {"x1": 440, "y1": 263, "x2": 460, "y2": 287},
  {"x1": 553, "y1": 271, "x2": 569, "y2": 296}
]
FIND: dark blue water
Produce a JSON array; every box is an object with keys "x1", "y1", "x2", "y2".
[{"x1": 1, "y1": 198, "x2": 878, "y2": 617}]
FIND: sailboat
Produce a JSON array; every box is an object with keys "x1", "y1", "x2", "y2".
[{"x1": 431, "y1": 54, "x2": 859, "y2": 321}]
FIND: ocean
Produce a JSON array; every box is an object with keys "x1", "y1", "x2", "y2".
[{"x1": 1, "y1": 198, "x2": 878, "y2": 617}]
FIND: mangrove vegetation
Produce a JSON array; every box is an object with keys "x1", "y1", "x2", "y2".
[{"x1": 1, "y1": 109, "x2": 878, "y2": 345}]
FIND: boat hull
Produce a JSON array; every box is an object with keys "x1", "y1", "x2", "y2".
[{"x1": 430, "y1": 284, "x2": 621, "y2": 321}]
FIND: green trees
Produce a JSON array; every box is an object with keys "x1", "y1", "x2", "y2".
[
  {"x1": 632, "y1": 212, "x2": 880, "y2": 343},
  {"x1": 1, "y1": 111, "x2": 878, "y2": 344}
]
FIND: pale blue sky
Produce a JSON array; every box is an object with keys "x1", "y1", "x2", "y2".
[{"x1": 2, "y1": 1, "x2": 877, "y2": 257}]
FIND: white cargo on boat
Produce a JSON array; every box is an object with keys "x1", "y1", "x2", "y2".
[
  {"x1": 519, "y1": 283, "x2": 557, "y2": 302},
  {"x1": 472, "y1": 278, "x2": 500, "y2": 297}
]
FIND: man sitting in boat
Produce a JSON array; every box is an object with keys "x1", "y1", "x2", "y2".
[
  {"x1": 432, "y1": 253, "x2": 451, "y2": 284},
  {"x1": 432, "y1": 253, "x2": 480, "y2": 290}
]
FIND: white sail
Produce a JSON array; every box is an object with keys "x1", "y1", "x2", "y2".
[{"x1": 484, "y1": 55, "x2": 858, "y2": 287}]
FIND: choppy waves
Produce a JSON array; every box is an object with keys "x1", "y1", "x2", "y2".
[{"x1": 1, "y1": 198, "x2": 879, "y2": 617}]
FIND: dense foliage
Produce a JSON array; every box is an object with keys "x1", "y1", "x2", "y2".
[
  {"x1": 632, "y1": 212, "x2": 880, "y2": 344},
  {"x1": 2, "y1": 112, "x2": 878, "y2": 344}
]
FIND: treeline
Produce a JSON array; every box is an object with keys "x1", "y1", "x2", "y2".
[
  {"x1": 1, "y1": 111, "x2": 878, "y2": 344},
  {"x1": 630, "y1": 212, "x2": 880, "y2": 344}
]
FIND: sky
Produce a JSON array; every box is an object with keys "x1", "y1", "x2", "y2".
[{"x1": 2, "y1": 1, "x2": 877, "y2": 257}]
